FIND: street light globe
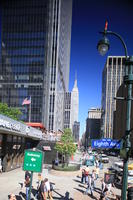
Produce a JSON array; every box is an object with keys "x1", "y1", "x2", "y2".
[{"x1": 97, "y1": 37, "x2": 110, "y2": 56}]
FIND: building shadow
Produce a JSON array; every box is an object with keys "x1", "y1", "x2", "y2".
[
  {"x1": 76, "y1": 175, "x2": 81, "y2": 178},
  {"x1": 74, "y1": 187, "x2": 84, "y2": 194},
  {"x1": 73, "y1": 179, "x2": 82, "y2": 184},
  {"x1": 8, "y1": 195, "x2": 23, "y2": 200},
  {"x1": 19, "y1": 192, "x2": 26, "y2": 199},
  {"x1": 16, "y1": 195, "x2": 23, "y2": 200},
  {"x1": 52, "y1": 190, "x2": 73, "y2": 200},
  {"x1": 53, "y1": 189, "x2": 64, "y2": 199},
  {"x1": 94, "y1": 187, "x2": 101, "y2": 194},
  {"x1": 78, "y1": 184, "x2": 86, "y2": 189},
  {"x1": 74, "y1": 187, "x2": 99, "y2": 200},
  {"x1": 31, "y1": 188, "x2": 38, "y2": 196}
]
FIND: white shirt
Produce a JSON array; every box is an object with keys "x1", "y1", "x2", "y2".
[{"x1": 45, "y1": 181, "x2": 50, "y2": 191}]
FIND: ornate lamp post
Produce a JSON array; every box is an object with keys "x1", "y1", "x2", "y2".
[{"x1": 97, "y1": 21, "x2": 133, "y2": 200}]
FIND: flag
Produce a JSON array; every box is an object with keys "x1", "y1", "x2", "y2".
[{"x1": 22, "y1": 96, "x2": 31, "y2": 105}]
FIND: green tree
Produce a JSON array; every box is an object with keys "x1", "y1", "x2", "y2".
[
  {"x1": 55, "y1": 128, "x2": 77, "y2": 166},
  {"x1": 0, "y1": 103, "x2": 22, "y2": 120}
]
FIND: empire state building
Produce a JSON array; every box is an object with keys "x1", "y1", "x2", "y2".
[{"x1": 70, "y1": 77, "x2": 79, "y2": 129}]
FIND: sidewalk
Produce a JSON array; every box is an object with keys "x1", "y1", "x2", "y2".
[{"x1": 0, "y1": 151, "x2": 121, "y2": 200}]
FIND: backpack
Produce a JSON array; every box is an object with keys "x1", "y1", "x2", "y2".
[
  {"x1": 50, "y1": 183, "x2": 53, "y2": 191},
  {"x1": 104, "y1": 184, "x2": 108, "y2": 192}
]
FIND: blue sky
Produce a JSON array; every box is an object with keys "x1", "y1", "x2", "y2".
[{"x1": 69, "y1": 0, "x2": 133, "y2": 137}]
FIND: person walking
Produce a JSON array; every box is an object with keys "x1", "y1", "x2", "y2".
[
  {"x1": 38, "y1": 180, "x2": 47, "y2": 200},
  {"x1": 44, "y1": 178, "x2": 53, "y2": 200},
  {"x1": 100, "y1": 179, "x2": 108, "y2": 199},
  {"x1": 0, "y1": 158, "x2": 2, "y2": 173},
  {"x1": 91, "y1": 169, "x2": 96, "y2": 189},
  {"x1": 24, "y1": 175, "x2": 30, "y2": 200},
  {"x1": 85, "y1": 165, "x2": 89, "y2": 183},
  {"x1": 84, "y1": 175, "x2": 94, "y2": 197},
  {"x1": 81, "y1": 168, "x2": 86, "y2": 183},
  {"x1": 25, "y1": 171, "x2": 31, "y2": 180},
  {"x1": 95, "y1": 166, "x2": 99, "y2": 179},
  {"x1": 9, "y1": 194, "x2": 16, "y2": 200}
]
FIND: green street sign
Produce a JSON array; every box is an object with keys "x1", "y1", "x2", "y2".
[{"x1": 23, "y1": 150, "x2": 43, "y2": 172}]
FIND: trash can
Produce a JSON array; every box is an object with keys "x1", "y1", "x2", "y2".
[
  {"x1": 104, "y1": 172, "x2": 115, "y2": 184},
  {"x1": 127, "y1": 187, "x2": 133, "y2": 200}
]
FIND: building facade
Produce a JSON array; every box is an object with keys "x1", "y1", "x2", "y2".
[
  {"x1": 0, "y1": 114, "x2": 42, "y2": 172},
  {"x1": 1, "y1": 0, "x2": 72, "y2": 131},
  {"x1": 113, "y1": 83, "x2": 133, "y2": 154},
  {"x1": 72, "y1": 121, "x2": 80, "y2": 143},
  {"x1": 70, "y1": 77, "x2": 79, "y2": 129},
  {"x1": 64, "y1": 92, "x2": 71, "y2": 129},
  {"x1": 101, "y1": 56, "x2": 125, "y2": 138},
  {"x1": 85, "y1": 108, "x2": 101, "y2": 148}
]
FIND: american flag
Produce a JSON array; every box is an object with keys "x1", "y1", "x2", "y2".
[{"x1": 22, "y1": 96, "x2": 31, "y2": 105}]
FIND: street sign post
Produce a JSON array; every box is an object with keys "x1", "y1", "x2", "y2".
[
  {"x1": 23, "y1": 150, "x2": 43, "y2": 200},
  {"x1": 23, "y1": 150, "x2": 43, "y2": 172},
  {"x1": 91, "y1": 138, "x2": 121, "y2": 149}
]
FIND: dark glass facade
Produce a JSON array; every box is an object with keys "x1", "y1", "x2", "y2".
[
  {"x1": 1, "y1": 0, "x2": 48, "y2": 122},
  {"x1": 1, "y1": 0, "x2": 72, "y2": 131},
  {"x1": 101, "y1": 56, "x2": 125, "y2": 138}
]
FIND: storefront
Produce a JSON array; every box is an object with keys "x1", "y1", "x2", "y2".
[{"x1": 0, "y1": 114, "x2": 42, "y2": 172}]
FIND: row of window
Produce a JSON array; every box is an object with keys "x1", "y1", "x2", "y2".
[
  {"x1": 6, "y1": 40, "x2": 45, "y2": 47},
  {"x1": 3, "y1": 31, "x2": 45, "y2": 39}
]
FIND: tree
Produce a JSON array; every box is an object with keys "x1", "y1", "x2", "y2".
[
  {"x1": 55, "y1": 128, "x2": 77, "y2": 165},
  {"x1": 0, "y1": 103, "x2": 22, "y2": 121}
]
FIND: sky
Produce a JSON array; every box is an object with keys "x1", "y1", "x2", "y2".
[{"x1": 69, "y1": 0, "x2": 133, "y2": 137}]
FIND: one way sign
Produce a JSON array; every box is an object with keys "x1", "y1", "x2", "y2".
[{"x1": 23, "y1": 150, "x2": 43, "y2": 172}]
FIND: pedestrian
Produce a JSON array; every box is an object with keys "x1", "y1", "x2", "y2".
[
  {"x1": 106, "y1": 183, "x2": 114, "y2": 196},
  {"x1": 81, "y1": 168, "x2": 86, "y2": 183},
  {"x1": 91, "y1": 169, "x2": 96, "y2": 189},
  {"x1": 44, "y1": 178, "x2": 53, "y2": 200},
  {"x1": 25, "y1": 171, "x2": 31, "y2": 180},
  {"x1": 84, "y1": 175, "x2": 94, "y2": 197},
  {"x1": 85, "y1": 165, "x2": 89, "y2": 183},
  {"x1": 9, "y1": 194, "x2": 16, "y2": 200},
  {"x1": 95, "y1": 159, "x2": 99, "y2": 168},
  {"x1": 24, "y1": 175, "x2": 30, "y2": 200},
  {"x1": 100, "y1": 179, "x2": 108, "y2": 199},
  {"x1": 99, "y1": 160, "x2": 103, "y2": 170},
  {"x1": 0, "y1": 158, "x2": 2, "y2": 173},
  {"x1": 95, "y1": 166, "x2": 99, "y2": 179},
  {"x1": 38, "y1": 180, "x2": 47, "y2": 200}
]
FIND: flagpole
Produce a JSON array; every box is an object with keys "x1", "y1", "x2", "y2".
[{"x1": 29, "y1": 97, "x2": 31, "y2": 122}]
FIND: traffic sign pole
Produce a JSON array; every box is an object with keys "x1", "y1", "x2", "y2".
[{"x1": 28, "y1": 171, "x2": 33, "y2": 200}]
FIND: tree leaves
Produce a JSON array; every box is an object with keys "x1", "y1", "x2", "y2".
[
  {"x1": 55, "y1": 128, "x2": 77, "y2": 157},
  {"x1": 0, "y1": 103, "x2": 22, "y2": 120}
]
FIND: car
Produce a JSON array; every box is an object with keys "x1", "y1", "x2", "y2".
[
  {"x1": 109, "y1": 162, "x2": 133, "y2": 189},
  {"x1": 100, "y1": 154, "x2": 109, "y2": 163}
]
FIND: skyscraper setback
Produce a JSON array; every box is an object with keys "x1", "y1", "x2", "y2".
[
  {"x1": 101, "y1": 56, "x2": 125, "y2": 138},
  {"x1": 1, "y1": 0, "x2": 72, "y2": 131}
]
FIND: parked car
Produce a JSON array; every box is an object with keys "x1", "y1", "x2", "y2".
[
  {"x1": 108, "y1": 161, "x2": 133, "y2": 188},
  {"x1": 100, "y1": 154, "x2": 109, "y2": 163}
]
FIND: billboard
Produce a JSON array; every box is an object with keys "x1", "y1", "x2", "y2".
[{"x1": 91, "y1": 138, "x2": 121, "y2": 149}]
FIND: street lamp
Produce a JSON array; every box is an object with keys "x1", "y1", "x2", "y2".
[{"x1": 97, "y1": 21, "x2": 133, "y2": 200}]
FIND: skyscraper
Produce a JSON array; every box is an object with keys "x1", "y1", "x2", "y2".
[
  {"x1": 70, "y1": 76, "x2": 79, "y2": 129},
  {"x1": 1, "y1": 0, "x2": 72, "y2": 131},
  {"x1": 101, "y1": 56, "x2": 125, "y2": 138},
  {"x1": 64, "y1": 76, "x2": 79, "y2": 139},
  {"x1": 72, "y1": 121, "x2": 80, "y2": 142},
  {"x1": 85, "y1": 108, "x2": 101, "y2": 149},
  {"x1": 64, "y1": 92, "x2": 71, "y2": 129}
]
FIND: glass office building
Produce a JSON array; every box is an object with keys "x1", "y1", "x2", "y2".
[
  {"x1": 1, "y1": 0, "x2": 72, "y2": 131},
  {"x1": 101, "y1": 56, "x2": 125, "y2": 138}
]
